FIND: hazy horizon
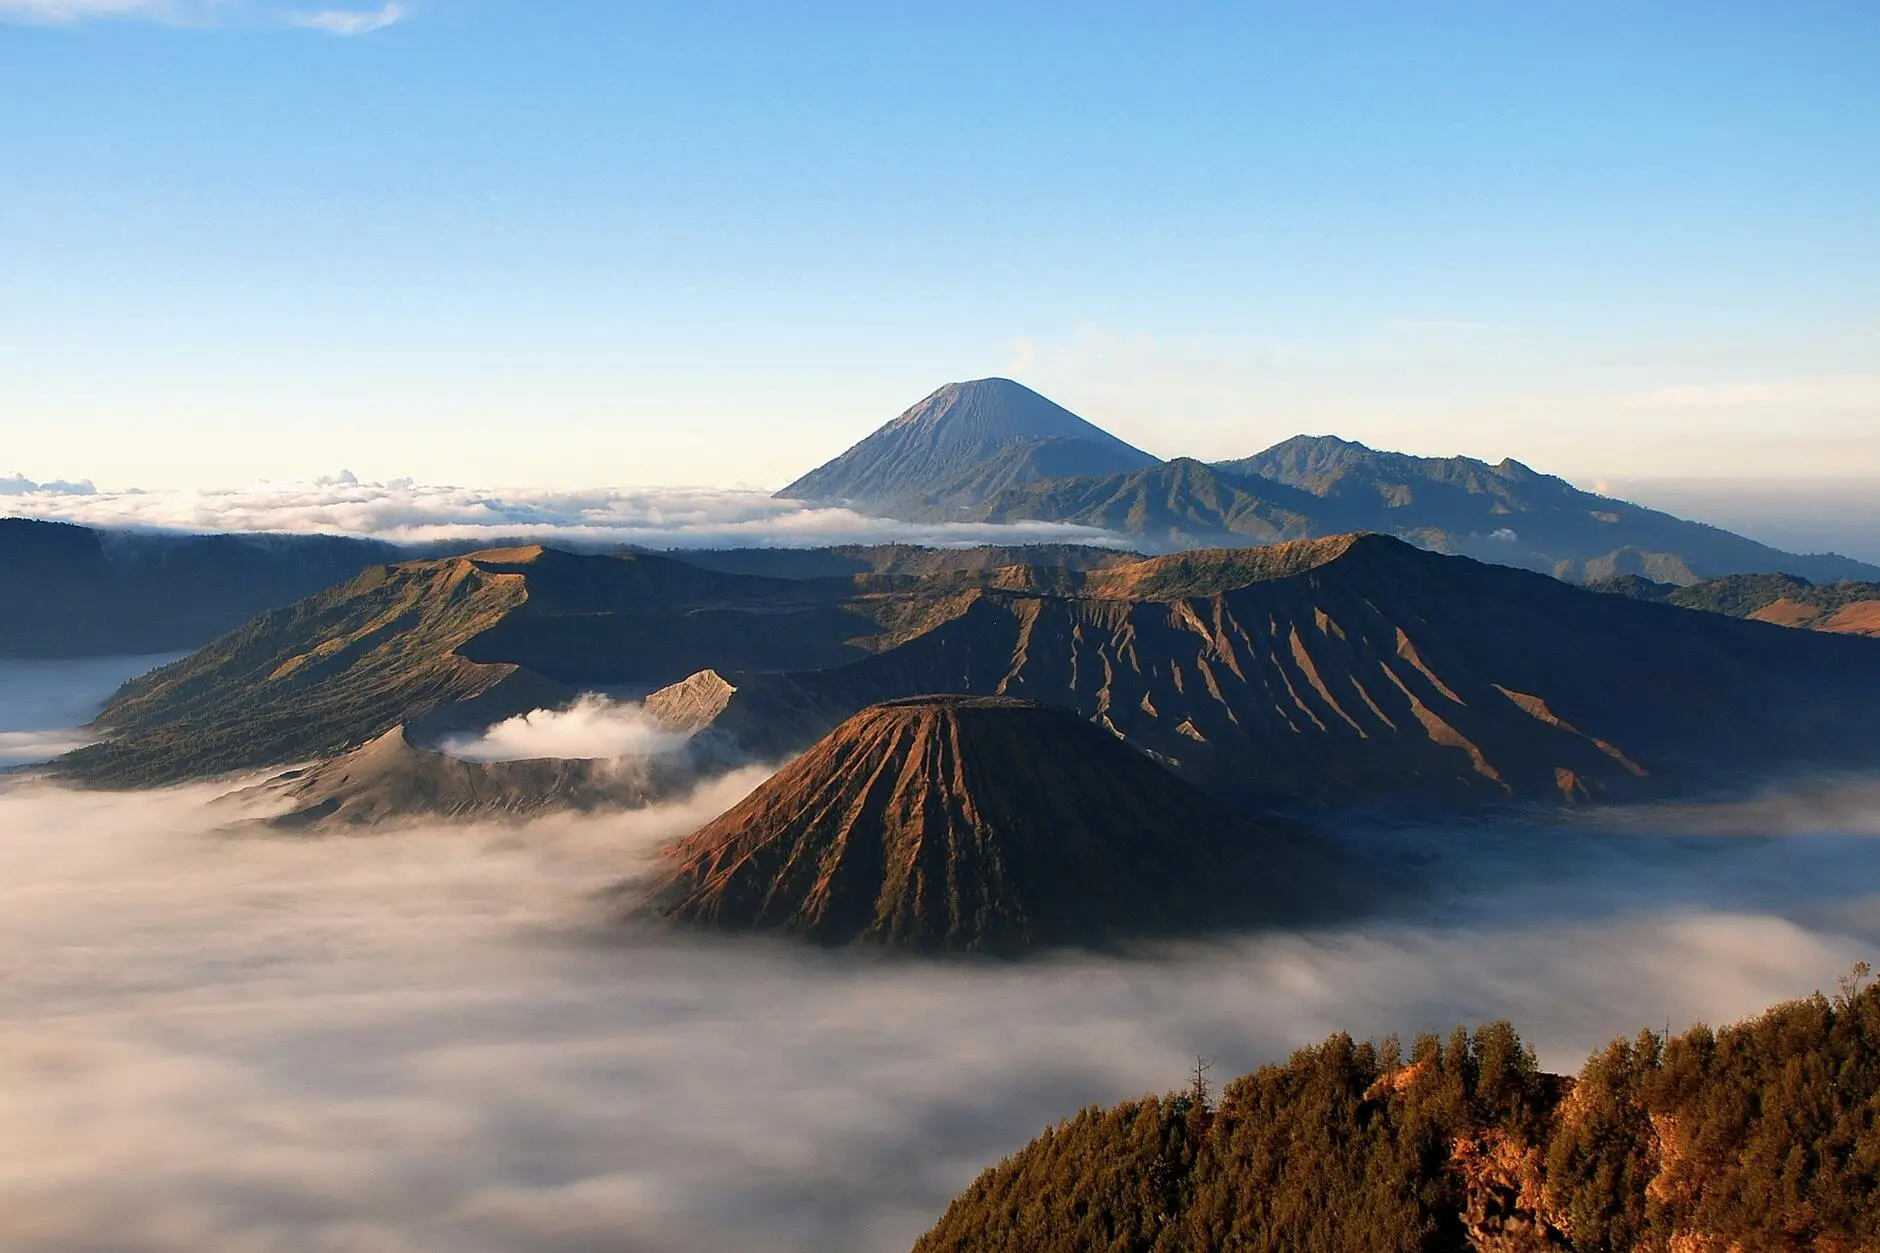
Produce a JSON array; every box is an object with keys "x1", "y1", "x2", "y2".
[{"x1": 5, "y1": 465, "x2": 1879, "y2": 566}]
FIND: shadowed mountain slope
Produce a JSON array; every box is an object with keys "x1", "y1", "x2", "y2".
[
  {"x1": 656, "y1": 535, "x2": 1880, "y2": 806},
  {"x1": 0, "y1": 517, "x2": 400, "y2": 657},
  {"x1": 968, "y1": 458, "x2": 1319, "y2": 547},
  {"x1": 776, "y1": 378, "x2": 1158, "y2": 513},
  {"x1": 644, "y1": 696, "x2": 1349, "y2": 952},
  {"x1": 58, "y1": 545, "x2": 891, "y2": 786},
  {"x1": 227, "y1": 726, "x2": 691, "y2": 832}
]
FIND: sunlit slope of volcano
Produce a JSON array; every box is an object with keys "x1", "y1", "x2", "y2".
[{"x1": 645, "y1": 696, "x2": 1349, "y2": 952}]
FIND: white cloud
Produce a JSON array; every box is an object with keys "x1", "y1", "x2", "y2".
[
  {"x1": 0, "y1": 472, "x2": 94, "y2": 496},
  {"x1": 443, "y1": 696, "x2": 694, "y2": 763},
  {"x1": 287, "y1": 0, "x2": 399, "y2": 34},
  {"x1": 0, "y1": 0, "x2": 406, "y2": 30},
  {"x1": 0, "y1": 478, "x2": 1141, "y2": 551}
]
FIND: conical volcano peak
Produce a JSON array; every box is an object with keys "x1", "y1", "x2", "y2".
[
  {"x1": 885, "y1": 378, "x2": 1123, "y2": 443},
  {"x1": 641, "y1": 695, "x2": 1350, "y2": 953},
  {"x1": 777, "y1": 378, "x2": 1159, "y2": 511}
]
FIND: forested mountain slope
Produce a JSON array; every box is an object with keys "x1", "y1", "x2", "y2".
[{"x1": 914, "y1": 975, "x2": 1880, "y2": 1252}]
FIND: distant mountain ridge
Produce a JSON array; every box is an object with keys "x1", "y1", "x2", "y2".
[
  {"x1": 0, "y1": 517, "x2": 400, "y2": 657},
  {"x1": 1590, "y1": 570, "x2": 1880, "y2": 637},
  {"x1": 1212, "y1": 433, "x2": 1876, "y2": 583},
  {"x1": 780, "y1": 383, "x2": 1880, "y2": 583}
]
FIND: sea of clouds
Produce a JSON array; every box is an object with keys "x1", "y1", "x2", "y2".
[
  {"x1": 3, "y1": 662, "x2": 1879, "y2": 1251},
  {"x1": 0, "y1": 474, "x2": 1138, "y2": 551}
]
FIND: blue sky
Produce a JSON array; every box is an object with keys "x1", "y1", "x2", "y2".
[{"x1": 3, "y1": 1, "x2": 1877, "y2": 490}]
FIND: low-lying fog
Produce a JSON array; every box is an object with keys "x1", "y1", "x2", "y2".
[
  {"x1": 0, "y1": 654, "x2": 182, "y2": 766},
  {"x1": 3, "y1": 669, "x2": 1878, "y2": 1252}
]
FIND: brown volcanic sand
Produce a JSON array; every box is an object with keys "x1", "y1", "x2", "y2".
[
  {"x1": 1748, "y1": 597, "x2": 1824, "y2": 627},
  {"x1": 645, "y1": 696, "x2": 1350, "y2": 953},
  {"x1": 1823, "y1": 600, "x2": 1880, "y2": 637}
]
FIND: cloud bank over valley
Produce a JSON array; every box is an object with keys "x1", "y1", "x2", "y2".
[
  {"x1": 4, "y1": 667, "x2": 1880, "y2": 1251},
  {"x1": 0, "y1": 479, "x2": 1136, "y2": 551}
]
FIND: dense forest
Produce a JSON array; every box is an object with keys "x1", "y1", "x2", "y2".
[{"x1": 916, "y1": 967, "x2": 1880, "y2": 1252}]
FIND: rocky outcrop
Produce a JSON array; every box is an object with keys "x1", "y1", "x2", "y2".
[{"x1": 1451, "y1": 1131, "x2": 1570, "y2": 1251}]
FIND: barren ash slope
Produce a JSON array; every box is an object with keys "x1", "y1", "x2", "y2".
[
  {"x1": 658, "y1": 534, "x2": 1880, "y2": 807},
  {"x1": 643, "y1": 696, "x2": 1350, "y2": 953}
]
